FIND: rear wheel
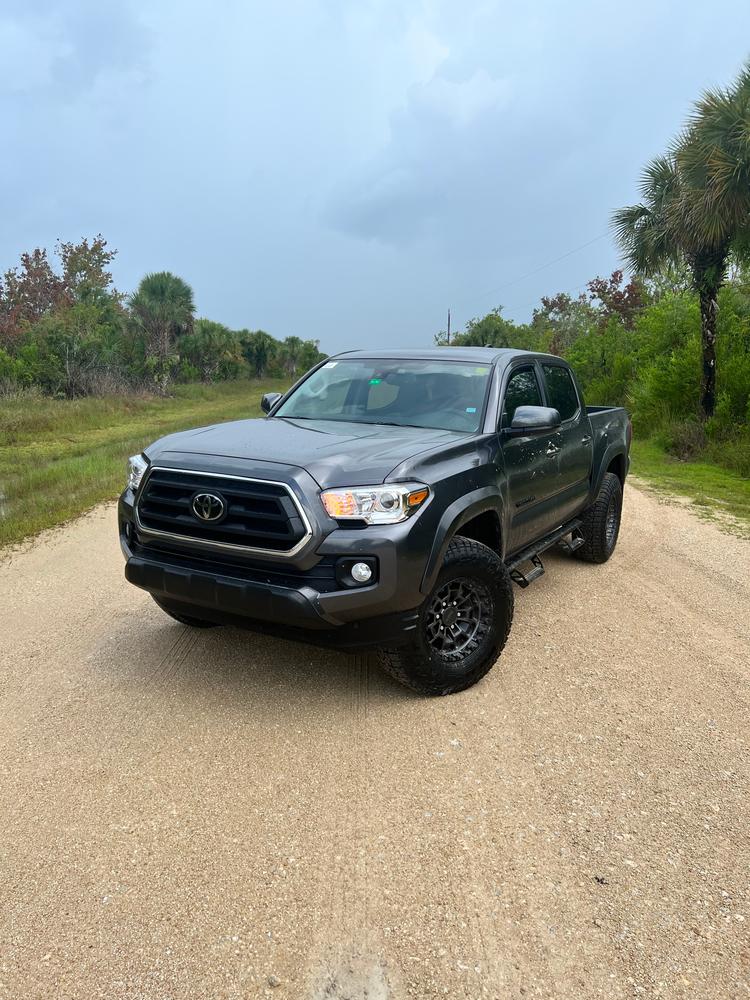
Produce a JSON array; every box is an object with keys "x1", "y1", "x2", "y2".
[
  {"x1": 574, "y1": 472, "x2": 623, "y2": 564},
  {"x1": 152, "y1": 596, "x2": 220, "y2": 628},
  {"x1": 379, "y1": 537, "x2": 514, "y2": 696}
]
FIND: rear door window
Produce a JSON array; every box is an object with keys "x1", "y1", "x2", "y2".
[
  {"x1": 541, "y1": 364, "x2": 579, "y2": 421},
  {"x1": 502, "y1": 366, "x2": 543, "y2": 424}
]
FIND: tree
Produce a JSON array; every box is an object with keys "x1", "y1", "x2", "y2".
[
  {"x1": 129, "y1": 272, "x2": 195, "y2": 391},
  {"x1": 531, "y1": 292, "x2": 595, "y2": 355},
  {"x1": 0, "y1": 248, "x2": 66, "y2": 348},
  {"x1": 613, "y1": 63, "x2": 750, "y2": 418},
  {"x1": 587, "y1": 270, "x2": 648, "y2": 330},
  {"x1": 242, "y1": 329, "x2": 276, "y2": 377},
  {"x1": 278, "y1": 335, "x2": 304, "y2": 378},
  {"x1": 180, "y1": 319, "x2": 244, "y2": 382},
  {"x1": 57, "y1": 235, "x2": 118, "y2": 301},
  {"x1": 438, "y1": 307, "x2": 541, "y2": 351}
]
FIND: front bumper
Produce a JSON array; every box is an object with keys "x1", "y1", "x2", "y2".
[
  {"x1": 119, "y1": 474, "x2": 433, "y2": 649},
  {"x1": 124, "y1": 551, "x2": 419, "y2": 649}
]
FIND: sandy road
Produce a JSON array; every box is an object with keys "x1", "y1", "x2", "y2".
[{"x1": 0, "y1": 482, "x2": 748, "y2": 999}]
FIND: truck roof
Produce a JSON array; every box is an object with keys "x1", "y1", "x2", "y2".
[{"x1": 333, "y1": 347, "x2": 535, "y2": 364}]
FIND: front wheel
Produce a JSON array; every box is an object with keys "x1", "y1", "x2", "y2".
[
  {"x1": 378, "y1": 537, "x2": 514, "y2": 696},
  {"x1": 574, "y1": 472, "x2": 623, "y2": 564}
]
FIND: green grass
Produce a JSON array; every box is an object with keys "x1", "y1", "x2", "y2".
[
  {"x1": 0, "y1": 380, "x2": 286, "y2": 548},
  {"x1": 630, "y1": 438, "x2": 750, "y2": 528}
]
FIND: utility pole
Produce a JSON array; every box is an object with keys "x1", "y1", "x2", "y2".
[{"x1": 447, "y1": 308, "x2": 451, "y2": 345}]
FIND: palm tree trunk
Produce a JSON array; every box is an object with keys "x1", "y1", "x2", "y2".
[
  {"x1": 698, "y1": 283, "x2": 718, "y2": 419},
  {"x1": 693, "y1": 249, "x2": 727, "y2": 421}
]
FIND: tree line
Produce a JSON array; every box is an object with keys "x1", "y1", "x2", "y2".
[
  {"x1": 438, "y1": 266, "x2": 750, "y2": 477},
  {"x1": 0, "y1": 238, "x2": 325, "y2": 397}
]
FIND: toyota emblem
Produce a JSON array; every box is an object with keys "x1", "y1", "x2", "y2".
[{"x1": 191, "y1": 492, "x2": 226, "y2": 522}]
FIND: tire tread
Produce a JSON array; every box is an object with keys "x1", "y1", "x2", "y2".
[
  {"x1": 574, "y1": 472, "x2": 623, "y2": 564},
  {"x1": 379, "y1": 536, "x2": 514, "y2": 696}
]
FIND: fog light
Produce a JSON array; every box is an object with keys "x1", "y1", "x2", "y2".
[{"x1": 351, "y1": 561, "x2": 373, "y2": 584}]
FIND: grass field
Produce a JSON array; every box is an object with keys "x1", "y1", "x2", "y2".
[
  {"x1": 0, "y1": 380, "x2": 285, "y2": 548},
  {"x1": 630, "y1": 438, "x2": 750, "y2": 530},
  {"x1": 2, "y1": 384, "x2": 749, "y2": 550}
]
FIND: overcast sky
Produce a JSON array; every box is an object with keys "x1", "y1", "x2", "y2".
[{"x1": 2, "y1": 1, "x2": 750, "y2": 353}]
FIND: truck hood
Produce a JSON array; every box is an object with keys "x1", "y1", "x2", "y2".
[{"x1": 146, "y1": 416, "x2": 466, "y2": 489}]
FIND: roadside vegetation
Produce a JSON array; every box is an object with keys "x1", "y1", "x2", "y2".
[
  {"x1": 439, "y1": 63, "x2": 750, "y2": 523},
  {"x1": 0, "y1": 379, "x2": 285, "y2": 548},
  {"x1": 0, "y1": 237, "x2": 323, "y2": 548},
  {"x1": 0, "y1": 237, "x2": 325, "y2": 397},
  {"x1": 630, "y1": 439, "x2": 750, "y2": 530}
]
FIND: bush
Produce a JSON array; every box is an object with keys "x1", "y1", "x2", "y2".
[{"x1": 655, "y1": 418, "x2": 708, "y2": 461}]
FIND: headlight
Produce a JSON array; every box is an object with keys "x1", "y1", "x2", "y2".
[
  {"x1": 321, "y1": 483, "x2": 429, "y2": 524},
  {"x1": 126, "y1": 454, "x2": 149, "y2": 492}
]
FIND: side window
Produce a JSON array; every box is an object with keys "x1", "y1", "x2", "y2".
[
  {"x1": 541, "y1": 364, "x2": 579, "y2": 421},
  {"x1": 502, "y1": 366, "x2": 543, "y2": 424}
]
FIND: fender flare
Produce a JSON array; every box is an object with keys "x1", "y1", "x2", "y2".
[
  {"x1": 593, "y1": 444, "x2": 628, "y2": 496},
  {"x1": 420, "y1": 487, "x2": 505, "y2": 595}
]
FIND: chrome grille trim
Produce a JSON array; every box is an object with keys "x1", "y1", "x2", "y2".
[{"x1": 134, "y1": 467, "x2": 314, "y2": 558}]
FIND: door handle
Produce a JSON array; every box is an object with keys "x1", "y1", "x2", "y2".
[
  {"x1": 581, "y1": 435, "x2": 592, "y2": 444},
  {"x1": 546, "y1": 443, "x2": 560, "y2": 456}
]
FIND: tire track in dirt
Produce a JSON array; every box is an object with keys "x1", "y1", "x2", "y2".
[{"x1": 305, "y1": 654, "x2": 401, "y2": 999}]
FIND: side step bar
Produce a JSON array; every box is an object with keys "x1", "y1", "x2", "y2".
[
  {"x1": 510, "y1": 554, "x2": 544, "y2": 589},
  {"x1": 506, "y1": 518, "x2": 583, "y2": 589}
]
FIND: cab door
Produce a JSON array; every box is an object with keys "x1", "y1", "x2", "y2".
[
  {"x1": 499, "y1": 362, "x2": 563, "y2": 555},
  {"x1": 540, "y1": 363, "x2": 593, "y2": 523}
]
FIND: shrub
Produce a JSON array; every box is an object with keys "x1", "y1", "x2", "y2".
[{"x1": 656, "y1": 418, "x2": 708, "y2": 461}]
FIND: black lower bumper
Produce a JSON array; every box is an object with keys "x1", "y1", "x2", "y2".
[{"x1": 125, "y1": 554, "x2": 420, "y2": 650}]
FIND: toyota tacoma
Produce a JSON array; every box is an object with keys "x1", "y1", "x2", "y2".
[{"x1": 119, "y1": 349, "x2": 631, "y2": 695}]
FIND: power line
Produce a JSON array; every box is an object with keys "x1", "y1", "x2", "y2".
[
  {"x1": 503, "y1": 282, "x2": 591, "y2": 317},
  {"x1": 473, "y1": 232, "x2": 609, "y2": 304}
]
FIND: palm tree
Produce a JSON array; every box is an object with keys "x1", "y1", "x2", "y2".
[
  {"x1": 279, "y1": 335, "x2": 304, "y2": 378},
  {"x1": 129, "y1": 272, "x2": 195, "y2": 391},
  {"x1": 242, "y1": 329, "x2": 276, "y2": 377},
  {"x1": 613, "y1": 63, "x2": 750, "y2": 418}
]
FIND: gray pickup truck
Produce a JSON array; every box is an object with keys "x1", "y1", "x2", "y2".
[{"x1": 119, "y1": 348, "x2": 631, "y2": 695}]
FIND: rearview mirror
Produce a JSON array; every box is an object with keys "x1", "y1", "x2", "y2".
[
  {"x1": 261, "y1": 392, "x2": 283, "y2": 414},
  {"x1": 505, "y1": 405, "x2": 561, "y2": 436}
]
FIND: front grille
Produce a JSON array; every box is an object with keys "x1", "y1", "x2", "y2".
[{"x1": 136, "y1": 468, "x2": 309, "y2": 553}]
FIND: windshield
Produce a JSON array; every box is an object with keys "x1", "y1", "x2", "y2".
[{"x1": 275, "y1": 358, "x2": 492, "y2": 432}]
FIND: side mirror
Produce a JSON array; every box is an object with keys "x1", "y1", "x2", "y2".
[
  {"x1": 505, "y1": 405, "x2": 561, "y2": 436},
  {"x1": 261, "y1": 392, "x2": 283, "y2": 414}
]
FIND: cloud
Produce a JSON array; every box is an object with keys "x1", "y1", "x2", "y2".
[
  {"x1": 411, "y1": 69, "x2": 511, "y2": 126},
  {"x1": 0, "y1": 2, "x2": 149, "y2": 101},
  {"x1": 326, "y1": 67, "x2": 512, "y2": 246}
]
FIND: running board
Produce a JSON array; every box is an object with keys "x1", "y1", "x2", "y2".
[
  {"x1": 558, "y1": 531, "x2": 585, "y2": 555},
  {"x1": 510, "y1": 554, "x2": 544, "y2": 589},
  {"x1": 506, "y1": 518, "x2": 583, "y2": 588}
]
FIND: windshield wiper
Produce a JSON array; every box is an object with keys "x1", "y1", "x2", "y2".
[
  {"x1": 357, "y1": 420, "x2": 424, "y2": 428},
  {"x1": 279, "y1": 415, "x2": 430, "y2": 429}
]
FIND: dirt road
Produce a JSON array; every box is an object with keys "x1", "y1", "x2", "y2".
[{"x1": 1, "y1": 482, "x2": 748, "y2": 999}]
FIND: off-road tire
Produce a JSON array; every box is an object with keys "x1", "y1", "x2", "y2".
[
  {"x1": 574, "y1": 472, "x2": 623, "y2": 564},
  {"x1": 378, "y1": 537, "x2": 514, "y2": 696},
  {"x1": 152, "y1": 596, "x2": 220, "y2": 628}
]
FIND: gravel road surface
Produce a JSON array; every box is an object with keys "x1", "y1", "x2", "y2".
[{"x1": 1, "y1": 482, "x2": 748, "y2": 999}]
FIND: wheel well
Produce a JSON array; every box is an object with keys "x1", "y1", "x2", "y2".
[
  {"x1": 607, "y1": 454, "x2": 626, "y2": 484},
  {"x1": 455, "y1": 509, "x2": 502, "y2": 556}
]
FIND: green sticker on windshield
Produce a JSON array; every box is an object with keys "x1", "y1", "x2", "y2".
[{"x1": 474, "y1": 366, "x2": 489, "y2": 374}]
